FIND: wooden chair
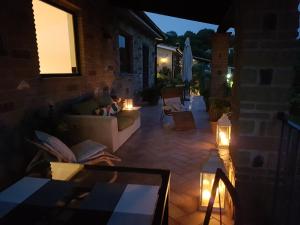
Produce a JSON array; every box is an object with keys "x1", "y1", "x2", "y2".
[{"x1": 160, "y1": 86, "x2": 185, "y2": 121}]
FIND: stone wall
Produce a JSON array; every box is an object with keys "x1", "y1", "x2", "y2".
[
  {"x1": 112, "y1": 18, "x2": 157, "y2": 98},
  {"x1": 231, "y1": 0, "x2": 300, "y2": 223}
]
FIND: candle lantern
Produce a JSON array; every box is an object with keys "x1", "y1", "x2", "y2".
[
  {"x1": 124, "y1": 98, "x2": 133, "y2": 110},
  {"x1": 199, "y1": 151, "x2": 226, "y2": 211},
  {"x1": 216, "y1": 113, "x2": 231, "y2": 149}
]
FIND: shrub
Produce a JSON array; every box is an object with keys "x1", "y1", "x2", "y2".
[
  {"x1": 158, "y1": 66, "x2": 172, "y2": 77},
  {"x1": 208, "y1": 98, "x2": 231, "y2": 122},
  {"x1": 140, "y1": 86, "x2": 160, "y2": 105}
]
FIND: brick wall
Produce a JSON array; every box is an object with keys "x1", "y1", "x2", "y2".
[
  {"x1": 210, "y1": 33, "x2": 229, "y2": 98},
  {"x1": 0, "y1": 0, "x2": 157, "y2": 187},
  {"x1": 231, "y1": 0, "x2": 300, "y2": 223}
]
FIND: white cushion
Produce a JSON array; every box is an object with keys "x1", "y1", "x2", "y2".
[
  {"x1": 35, "y1": 130, "x2": 76, "y2": 163},
  {"x1": 71, "y1": 140, "x2": 107, "y2": 163},
  {"x1": 164, "y1": 97, "x2": 181, "y2": 105},
  {"x1": 164, "y1": 97, "x2": 184, "y2": 112}
]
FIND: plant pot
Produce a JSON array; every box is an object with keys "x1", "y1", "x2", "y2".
[{"x1": 210, "y1": 121, "x2": 217, "y2": 135}]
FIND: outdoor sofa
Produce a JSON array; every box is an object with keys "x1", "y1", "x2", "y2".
[{"x1": 64, "y1": 98, "x2": 141, "y2": 152}]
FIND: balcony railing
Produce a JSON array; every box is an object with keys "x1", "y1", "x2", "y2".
[{"x1": 272, "y1": 113, "x2": 300, "y2": 225}]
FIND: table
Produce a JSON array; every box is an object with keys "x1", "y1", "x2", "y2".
[{"x1": 0, "y1": 163, "x2": 170, "y2": 225}]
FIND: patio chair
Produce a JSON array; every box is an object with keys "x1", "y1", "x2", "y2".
[
  {"x1": 160, "y1": 86, "x2": 186, "y2": 121},
  {"x1": 26, "y1": 131, "x2": 121, "y2": 182}
]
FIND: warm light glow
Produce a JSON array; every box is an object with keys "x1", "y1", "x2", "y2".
[
  {"x1": 159, "y1": 57, "x2": 168, "y2": 64},
  {"x1": 32, "y1": 0, "x2": 77, "y2": 74},
  {"x1": 216, "y1": 114, "x2": 231, "y2": 148},
  {"x1": 200, "y1": 173, "x2": 225, "y2": 210},
  {"x1": 50, "y1": 162, "x2": 84, "y2": 181},
  {"x1": 124, "y1": 99, "x2": 133, "y2": 110},
  {"x1": 203, "y1": 179, "x2": 210, "y2": 185},
  {"x1": 219, "y1": 131, "x2": 229, "y2": 146},
  {"x1": 202, "y1": 190, "x2": 211, "y2": 200}
]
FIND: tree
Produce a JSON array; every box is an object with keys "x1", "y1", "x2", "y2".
[{"x1": 163, "y1": 29, "x2": 217, "y2": 59}]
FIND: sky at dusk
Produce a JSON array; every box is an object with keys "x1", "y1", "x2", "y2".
[{"x1": 146, "y1": 12, "x2": 218, "y2": 35}]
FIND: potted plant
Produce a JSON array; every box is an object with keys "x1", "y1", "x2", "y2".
[
  {"x1": 201, "y1": 89, "x2": 210, "y2": 112},
  {"x1": 208, "y1": 98, "x2": 231, "y2": 134},
  {"x1": 140, "y1": 86, "x2": 160, "y2": 105}
]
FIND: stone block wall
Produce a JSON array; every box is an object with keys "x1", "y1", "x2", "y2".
[
  {"x1": 231, "y1": 0, "x2": 300, "y2": 223},
  {"x1": 114, "y1": 19, "x2": 157, "y2": 97},
  {"x1": 0, "y1": 0, "x2": 127, "y2": 187}
]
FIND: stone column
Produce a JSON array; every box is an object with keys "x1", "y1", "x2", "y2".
[
  {"x1": 231, "y1": 0, "x2": 300, "y2": 223},
  {"x1": 210, "y1": 33, "x2": 229, "y2": 98}
]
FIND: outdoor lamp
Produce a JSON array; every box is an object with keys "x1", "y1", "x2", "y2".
[
  {"x1": 216, "y1": 113, "x2": 231, "y2": 149},
  {"x1": 199, "y1": 151, "x2": 226, "y2": 211},
  {"x1": 124, "y1": 98, "x2": 133, "y2": 110},
  {"x1": 160, "y1": 57, "x2": 168, "y2": 64}
]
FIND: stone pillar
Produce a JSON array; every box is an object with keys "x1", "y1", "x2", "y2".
[
  {"x1": 210, "y1": 33, "x2": 229, "y2": 98},
  {"x1": 231, "y1": 0, "x2": 300, "y2": 224}
]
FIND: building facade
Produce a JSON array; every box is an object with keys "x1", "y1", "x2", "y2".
[{"x1": 0, "y1": 0, "x2": 163, "y2": 187}]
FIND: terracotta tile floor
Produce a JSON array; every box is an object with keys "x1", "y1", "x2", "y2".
[{"x1": 115, "y1": 96, "x2": 233, "y2": 225}]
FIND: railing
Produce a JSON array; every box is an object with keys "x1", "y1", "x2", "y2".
[
  {"x1": 272, "y1": 113, "x2": 300, "y2": 225},
  {"x1": 203, "y1": 168, "x2": 242, "y2": 225}
]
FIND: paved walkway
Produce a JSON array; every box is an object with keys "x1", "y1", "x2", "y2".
[{"x1": 115, "y1": 96, "x2": 232, "y2": 225}]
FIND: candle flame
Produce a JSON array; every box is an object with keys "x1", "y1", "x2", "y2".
[
  {"x1": 203, "y1": 190, "x2": 211, "y2": 200},
  {"x1": 219, "y1": 131, "x2": 229, "y2": 146}
]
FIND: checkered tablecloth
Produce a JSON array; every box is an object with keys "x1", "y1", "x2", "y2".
[{"x1": 0, "y1": 177, "x2": 159, "y2": 225}]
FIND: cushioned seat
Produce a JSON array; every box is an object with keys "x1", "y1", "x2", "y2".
[
  {"x1": 116, "y1": 115, "x2": 134, "y2": 131},
  {"x1": 118, "y1": 110, "x2": 140, "y2": 120}
]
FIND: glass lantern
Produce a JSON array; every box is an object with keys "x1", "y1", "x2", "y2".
[
  {"x1": 199, "y1": 152, "x2": 226, "y2": 212},
  {"x1": 124, "y1": 98, "x2": 133, "y2": 110},
  {"x1": 216, "y1": 113, "x2": 231, "y2": 149}
]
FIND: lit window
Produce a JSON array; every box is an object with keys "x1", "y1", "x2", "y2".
[{"x1": 32, "y1": 0, "x2": 78, "y2": 75}]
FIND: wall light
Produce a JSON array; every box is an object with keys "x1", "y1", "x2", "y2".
[{"x1": 159, "y1": 57, "x2": 168, "y2": 64}]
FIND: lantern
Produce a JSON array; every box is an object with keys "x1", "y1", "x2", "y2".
[
  {"x1": 216, "y1": 113, "x2": 231, "y2": 149},
  {"x1": 124, "y1": 98, "x2": 133, "y2": 110},
  {"x1": 199, "y1": 151, "x2": 226, "y2": 211}
]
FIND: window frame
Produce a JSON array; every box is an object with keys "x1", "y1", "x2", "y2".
[
  {"x1": 34, "y1": 0, "x2": 81, "y2": 78},
  {"x1": 118, "y1": 31, "x2": 133, "y2": 74}
]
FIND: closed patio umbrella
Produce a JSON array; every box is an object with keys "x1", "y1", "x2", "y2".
[{"x1": 182, "y1": 37, "x2": 193, "y2": 100}]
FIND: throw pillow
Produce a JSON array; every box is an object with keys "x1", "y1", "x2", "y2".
[
  {"x1": 164, "y1": 97, "x2": 184, "y2": 112},
  {"x1": 164, "y1": 97, "x2": 181, "y2": 105},
  {"x1": 109, "y1": 102, "x2": 120, "y2": 115},
  {"x1": 97, "y1": 107, "x2": 109, "y2": 116},
  {"x1": 35, "y1": 130, "x2": 76, "y2": 162}
]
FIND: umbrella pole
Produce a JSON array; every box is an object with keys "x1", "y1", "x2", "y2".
[{"x1": 184, "y1": 80, "x2": 190, "y2": 101}]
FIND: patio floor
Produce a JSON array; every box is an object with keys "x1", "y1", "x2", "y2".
[{"x1": 115, "y1": 96, "x2": 232, "y2": 225}]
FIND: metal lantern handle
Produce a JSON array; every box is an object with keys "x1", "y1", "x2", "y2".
[{"x1": 203, "y1": 168, "x2": 243, "y2": 225}]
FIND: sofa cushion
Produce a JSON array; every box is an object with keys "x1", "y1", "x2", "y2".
[
  {"x1": 72, "y1": 99, "x2": 98, "y2": 115},
  {"x1": 111, "y1": 102, "x2": 121, "y2": 113},
  {"x1": 116, "y1": 115, "x2": 134, "y2": 131},
  {"x1": 118, "y1": 110, "x2": 139, "y2": 120}
]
